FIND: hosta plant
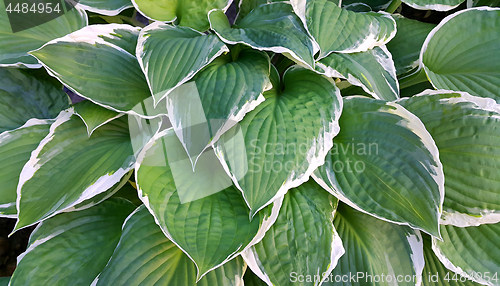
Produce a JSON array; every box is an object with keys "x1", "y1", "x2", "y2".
[{"x1": 0, "y1": 0, "x2": 500, "y2": 285}]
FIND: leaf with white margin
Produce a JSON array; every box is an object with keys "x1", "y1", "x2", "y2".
[
  {"x1": 74, "y1": 100, "x2": 123, "y2": 136},
  {"x1": 397, "y1": 90, "x2": 500, "y2": 227},
  {"x1": 30, "y1": 24, "x2": 155, "y2": 116},
  {"x1": 401, "y1": 0, "x2": 465, "y2": 11},
  {"x1": 313, "y1": 96, "x2": 444, "y2": 238},
  {"x1": 214, "y1": 65, "x2": 342, "y2": 216},
  {"x1": 131, "y1": 0, "x2": 232, "y2": 32},
  {"x1": 322, "y1": 203, "x2": 424, "y2": 286},
  {"x1": 291, "y1": 0, "x2": 396, "y2": 59},
  {"x1": 209, "y1": 2, "x2": 316, "y2": 68},
  {"x1": 136, "y1": 22, "x2": 229, "y2": 105},
  {"x1": 14, "y1": 109, "x2": 135, "y2": 231},
  {"x1": 422, "y1": 235, "x2": 482, "y2": 286},
  {"x1": 236, "y1": 0, "x2": 288, "y2": 22},
  {"x1": 316, "y1": 46, "x2": 399, "y2": 100},
  {"x1": 242, "y1": 180, "x2": 344, "y2": 286},
  {"x1": 386, "y1": 15, "x2": 435, "y2": 76},
  {"x1": 167, "y1": 48, "x2": 271, "y2": 166},
  {"x1": 0, "y1": 3, "x2": 87, "y2": 68},
  {"x1": 135, "y1": 128, "x2": 282, "y2": 280},
  {"x1": 421, "y1": 7, "x2": 500, "y2": 102},
  {"x1": 77, "y1": 0, "x2": 133, "y2": 16},
  {"x1": 93, "y1": 205, "x2": 247, "y2": 286},
  {"x1": 9, "y1": 198, "x2": 135, "y2": 286},
  {"x1": 0, "y1": 68, "x2": 70, "y2": 133},
  {"x1": 432, "y1": 223, "x2": 500, "y2": 286}
]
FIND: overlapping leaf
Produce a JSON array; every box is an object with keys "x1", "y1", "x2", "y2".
[
  {"x1": 402, "y1": 0, "x2": 465, "y2": 11},
  {"x1": 215, "y1": 66, "x2": 342, "y2": 216},
  {"x1": 421, "y1": 7, "x2": 500, "y2": 102},
  {"x1": 314, "y1": 96, "x2": 444, "y2": 237},
  {"x1": 242, "y1": 180, "x2": 344, "y2": 286},
  {"x1": 74, "y1": 100, "x2": 123, "y2": 136},
  {"x1": 398, "y1": 90, "x2": 500, "y2": 226},
  {"x1": 78, "y1": 0, "x2": 133, "y2": 16}
]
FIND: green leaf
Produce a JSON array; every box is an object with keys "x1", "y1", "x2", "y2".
[
  {"x1": 209, "y1": 3, "x2": 316, "y2": 68},
  {"x1": 0, "y1": 277, "x2": 9, "y2": 286},
  {"x1": 473, "y1": 0, "x2": 500, "y2": 7},
  {"x1": 15, "y1": 109, "x2": 135, "y2": 231},
  {"x1": 237, "y1": 0, "x2": 287, "y2": 21},
  {"x1": 291, "y1": 0, "x2": 396, "y2": 59},
  {"x1": 313, "y1": 96, "x2": 444, "y2": 237},
  {"x1": 342, "y1": 0, "x2": 392, "y2": 10},
  {"x1": 401, "y1": 0, "x2": 465, "y2": 11},
  {"x1": 323, "y1": 204, "x2": 424, "y2": 286},
  {"x1": 10, "y1": 198, "x2": 135, "y2": 286},
  {"x1": 136, "y1": 128, "x2": 281, "y2": 279},
  {"x1": 0, "y1": 68, "x2": 70, "y2": 133},
  {"x1": 397, "y1": 90, "x2": 500, "y2": 227},
  {"x1": 30, "y1": 24, "x2": 154, "y2": 116},
  {"x1": 244, "y1": 270, "x2": 268, "y2": 286},
  {"x1": 74, "y1": 100, "x2": 122, "y2": 136},
  {"x1": 242, "y1": 180, "x2": 344, "y2": 286},
  {"x1": 386, "y1": 15, "x2": 435, "y2": 76},
  {"x1": 0, "y1": 4, "x2": 87, "y2": 68},
  {"x1": 215, "y1": 66, "x2": 342, "y2": 215},
  {"x1": 78, "y1": 0, "x2": 133, "y2": 16},
  {"x1": 421, "y1": 7, "x2": 500, "y2": 102},
  {"x1": 137, "y1": 22, "x2": 229, "y2": 105},
  {"x1": 131, "y1": 0, "x2": 232, "y2": 32},
  {"x1": 432, "y1": 223, "x2": 500, "y2": 286},
  {"x1": 316, "y1": 46, "x2": 399, "y2": 100},
  {"x1": 93, "y1": 205, "x2": 247, "y2": 286}
]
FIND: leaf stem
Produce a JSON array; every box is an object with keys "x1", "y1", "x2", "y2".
[{"x1": 385, "y1": 0, "x2": 402, "y2": 13}]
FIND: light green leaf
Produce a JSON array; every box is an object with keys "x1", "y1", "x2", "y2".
[
  {"x1": 10, "y1": 198, "x2": 135, "y2": 286},
  {"x1": 291, "y1": 0, "x2": 396, "y2": 59},
  {"x1": 421, "y1": 7, "x2": 500, "y2": 102},
  {"x1": 74, "y1": 100, "x2": 122, "y2": 136},
  {"x1": 15, "y1": 109, "x2": 135, "y2": 231},
  {"x1": 137, "y1": 22, "x2": 229, "y2": 105},
  {"x1": 0, "y1": 4, "x2": 87, "y2": 68},
  {"x1": 131, "y1": 0, "x2": 232, "y2": 32},
  {"x1": 323, "y1": 204, "x2": 424, "y2": 286},
  {"x1": 397, "y1": 90, "x2": 500, "y2": 227},
  {"x1": 242, "y1": 180, "x2": 344, "y2": 286},
  {"x1": 401, "y1": 0, "x2": 465, "y2": 11},
  {"x1": 77, "y1": 0, "x2": 133, "y2": 16},
  {"x1": 209, "y1": 3, "x2": 316, "y2": 68},
  {"x1": 313, "y1": 96, "x2": 444, "y2": 237},
  {"x1": 30, "y1": 24, "x2": 154, "y2": 116},
  {"x1": 93, "y1": 205, "x2": 247, "y2": 286},
  {"x1": 342, "y1": 0, "x2": 392, "y2": 10},
  {"x1": 215, "y1": 66, "x2": 342, "y2": 216},
  {"x1": 432, "y1": 223, "x2": 500, "y2": 286},
  {"x1": 136, "y1": 128, "x2": 281, "y2": 279},
  {"x1": 316, "y1": 46, "x2": 399, "y2": 100},
  {"x1": 386, "y1": 15, "x2": 435, "y2": 76}
]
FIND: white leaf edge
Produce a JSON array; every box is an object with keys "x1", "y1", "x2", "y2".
[
  {"x1": 402, "y1": 0, "x2": 464, "y2": 11},
  {"x1": 74, "y1": 108, "x2": 125, "y2": 137},
  {"x1": 76, "y1": 2, "x2": 133, "y2": 16}
]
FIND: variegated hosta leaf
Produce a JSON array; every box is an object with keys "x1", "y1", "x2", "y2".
[
  {"x1": 342, "y1": 0, "x2": 392, "y2": 10},
  {"x1": 10, "y1": 199, "x2": 135, "y2": 286},
  {"x1": 0, "y1": 68, "x2": 70, "y2": 133},
  {"x1": 136, "y1": 128, "x2": 282, "y2": 280},
  {"x1": 30, "y1": 24, "x2": 155, "y2": 116},
  {"x1": 421, "y1": 7, "x2": 500, "y2": 102},
  {"x1": 401, "y1": 0, "x2": 465, "y2": 11},
  {"x1": 291, "y1": 0, "x2": 396, "y2": 59},
  {"x1": 93, "y1": 205, "x2": 247, "y2": 286},
  {"x1": 313, "y1": 96, "x2": 444, "y2": 237},
  {"x1": 77, "y1": 0, "x2": 133, "y2": 16},
  {"x1": 74, "y1": 100, "x2": 122, "y2": 136},
  {"x1": 386, "y1": 15, "x2": 435, "y2": 76},
  {"x1": 215, "y1": 66, "x2": 342, "y2": 216},
  {"x1": 15, "y1": 109, "x2": 135, "y2": 231},
  {"x1": 432, "y1": 223, "x2": 500, "y2": 286},
  {"x1": 131, "y1": 0, "x2": 232, "y2": 32},
  {"x1": 242, "y1": 180, "x2": 344, "y2": 286},
  {"x1": 0, "y1": 3, "x2": 87, "y2": 68},
  {"x1": 209, "y1": 3, "x2": 316, "y2": 68},
  {"x1": 316, "y1": 46, "x2": 399, "y2": 100},
  {"x1": 398, "y1": 90, "x2": 500, "y2": 227},
  {"x1": 422, "y1": 235, "x2": 483, "y2": 286},
  {"x1": 323, "y1": 204, "x2": 424, "y2": 286},
  {"x1": 137, "y1": 22, "x2": 229, "y2": 105},
  {"x1": 167, "y1": 48, "x2": 271, "y2": 165},
  {"x1": 237, "y1": 0, "x2": 288, "y2": 22}
]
